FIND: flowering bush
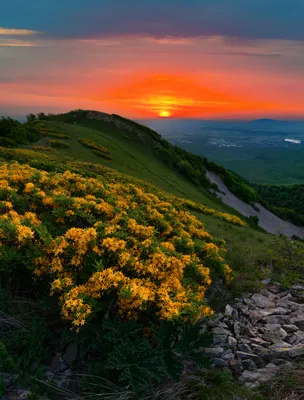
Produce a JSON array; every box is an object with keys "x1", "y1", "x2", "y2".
[
  {"x1": 32, "y1": 146, "x2": 56, "y2": 152},
  {"x1": 79, "y1": 138, "x2": 111, "y2": 154},
  {"x1": 0, "y1": 162, "x2": 234, "y2": 330},
  {"x1": 48, "y1": 139, "x2": 69, "y2": 148}
]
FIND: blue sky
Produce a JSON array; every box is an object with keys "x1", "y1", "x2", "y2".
[{"x1": 3, "y1": 0, "x2": 304, "y2": 40}]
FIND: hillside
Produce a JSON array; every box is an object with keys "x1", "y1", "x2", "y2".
[{"x1": 0, "y1": 111, "x2": 303, "y2": 399}]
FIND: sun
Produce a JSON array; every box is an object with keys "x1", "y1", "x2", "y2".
[{"x1": 159, "y1": 110, "x2": 171, "y2": 118}]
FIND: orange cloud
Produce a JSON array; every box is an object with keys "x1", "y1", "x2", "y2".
[
  {"x1": 0, "y1": 27, "x2": 39, "y2": 35},
  {"x1": 147, "y1": 37, "x2": 193, "y2": 45},
  {"x1": 107, "y1": 74, "x2": 279, "y2": 118}
]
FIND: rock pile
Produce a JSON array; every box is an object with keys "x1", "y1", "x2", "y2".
[{"x1": 202, "y1": 283, "x2": 304, "y2": 388}]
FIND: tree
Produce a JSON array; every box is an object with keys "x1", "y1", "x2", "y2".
[{"x1": 26, "y1": 113, "x2": 36, "y2": 122}]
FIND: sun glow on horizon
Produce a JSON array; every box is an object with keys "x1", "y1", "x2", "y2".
[{"x1": 159, "y1": 110, "x2": 171, "y2": 118}]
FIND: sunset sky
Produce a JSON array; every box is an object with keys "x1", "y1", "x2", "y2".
[{"x1": 2, "y1": 1, "x2": 304, "y2": 119}]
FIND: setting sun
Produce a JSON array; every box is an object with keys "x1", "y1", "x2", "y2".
[{"x1": 159, "y1": 110, "x2": 171, "y2": 118}]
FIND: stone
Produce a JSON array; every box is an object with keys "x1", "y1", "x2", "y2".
[
  {"x1": 271, "y1": 359, "x2": 294, "y2": 367},
  {"x1": 1, "y1": 390, "x2": 31, "y2": 400},
  {"x1": 293, "y1": 317, "x2": 304, "y2": 330},
  {"x1": 291, "y1": 285, "x2": 304, "y2": 300},
  {"x1": 286, "y1": 334, "x2": 298, "y2": 345},
  {"x1": 50, "y1": 352, "x2": 67, "y2": 372},
  {"x1": 213, "y1": 327, "x2": 231, "y2": 336},
  {"x1": 252, "y1": 344, "x2": 267, "y2": 353},
  {"x1": 263, "y1": 325, "x2": 288, "y2": 343},
  {"x1": 207, "y1": 313, "x2": 224, "y2": 327},
  {"x1": 213, "y1": 358, "x2": 228, "y2": 368},
  {"x1": 283, "y1": 324, "x2": 299, "y2": 333},
  {"x1": 249, "y1": 311, "x2": 263, "y2": 324},
  {"x1": 229, "y1": 359, "x2": 243, "y2": 374},
  {"x1": 243, "y1": 326, "x2": 257, "y2": 338},
  {"x1": 289, "y1": 344, "x2": 304, "y2": 357},
  {"x1": 239, "y1": 363, "x2": 279, "y2": 388},
  {"x1": 53, "y1": 369, "x2": 72, "y2": 388},
  {"x1": 225, "y1": 304, "x2": 234, "y2": 317},
  {"x1": 203, "y1": 347, "x2": 225, "y2": 357},
  {"x1": 64, "y1": 342, "x2": 78, "y2": 367},
  {"x1": 261, "y1": 315, "x2": 289, "y2": 324},
  {"x1": 228, "y1": 336, "x2": 237, "y2": 347},
  {"x1": 222, "y1": 350, "x2": 235, "y2": 361},
  {"x1": 251, "y1": 337, "x2": 270, "y2": 346},
  {"x1": 0, "y1": 374, "x2": 19, "y2": 388},
  {"x1": 266, "y1": 344, "x2": 304, "y2": 358},
  {"x1": 234, "y1": 322, "x2": 241, "y2": 339},
  {"x1": 269, "y1": 341, "x2": 292, "y2": 349},
  {"x1": 213, "y1": 334, "x2": 228, "y2": 346},
  {"x1": 242, "y1": 359, "x2": 257, "y2": 370},
  {"x1": 240, "y1": 337, "x2": 251, "y2": 344},
  {"x1": 262, "y1": 278, "x2": 271, "y2": 285},
  {"x1": 268, "y1": 284, "x2": 281, "y2": 294},
  {"x1": 251, "y1": 294, "x2": 275, "y2": 309},
  {"x1": 238, "y1": 344, "x2": 252, "y2": 353},
  {"x1": 236, "y1": 351, "x2": 259, "y2": 360}
]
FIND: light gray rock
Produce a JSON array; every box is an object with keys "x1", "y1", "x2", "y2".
[
  {"x1": 222, "y1": 350, "x2": 235, "y2": 361},
  {"x1": 213, "y1": 334, "x2": 228, "y2": 346},
  {"x1": 289, "y1": 345, "x2": 304, "y2": 357},
  {"x1": 240, "y1": 337, "x2": 251, "y2": 344},
  {"x1": 239, "y1": 363, "x2": 279, "y2": 388},
  {"x1": 228, "y1": 336, "x2": 238, "y2": 347},
  {"x1": 213, "y1": 327, "x2": 231, "y2": 336},
  {"x1": 225, "y1": 304, "x2": 234, "y2": 317},
  {"x1": 243, "y1": 326, "x2": 257, "y2": 338},
  {"x1": 293, "y1": 317, "x2": 304, "y2": 330},
  {"x1": 207, "y1": 313, "x2": 224, "y2": 327},
  {"x1": 283, "y1": 324, "x2": 299, "y2": 333},
  {"x1": 236, "y1": 351, "x2": 259, "y2": 360},
  {"x1": 0, "y1": 374, "x2": 19, "y2": 388},
  {"x1": 268, "y1": 284, "x2": 281, "y2": 294},
  {"x1": 266, "y1": 344, "x2": 304, "y2": 358},
  {"x1": 234, "y1": 322, "x2": 241, "y2": 339},
  {"x1": 263, "y1": 325, "x2": 288, "y2": 343},
  {"x1": 242, "y1": 359, "x2": 257, "y2": 371},
  {"x1": 286, "y1": 334, "x2": 298, "y2": 345},
  {"x1": 251, "y1": 294, "x2": 275, "y2": 309},
  {"x1": 229, "y1": 359, "x2": 243, "y2": 374},
  {"x1": 1, "y1": 390, "x2": 31, "y2": 400},
  {"x1": 251, "y1": 337, "x2": 270, "y2": 346},
  {"x1": 203, "y1": 347, "x2": 225, "y2": 357},
  {"x1": 261, "y1": 315, "x2": 289, "y2": 324},
  {"x1": 213, "y1": 358, "x2": 228, "y2": 368},
  {"x1": 269, "y1": 341, "x2": 292, "y2": 349},
  {"x1": 238, "y1": 344, "x2": 252, "y2": 353}
]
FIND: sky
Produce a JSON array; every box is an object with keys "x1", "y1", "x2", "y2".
[{"x1": 2, "y1": 1, "x2": 304, "y2": 119}]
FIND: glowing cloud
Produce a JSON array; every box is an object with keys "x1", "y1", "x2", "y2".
[
  {"x1": 108, "y1": 74, "x2": 277, "y2": 118},
  {"x1": 147, "y1": 37, "x2": 193, "y2": 45},
  {"x1": 0, "y1": 27, "x2": 39, "y2": 36}
]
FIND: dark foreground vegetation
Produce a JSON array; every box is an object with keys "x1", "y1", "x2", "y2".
[{"x1": 0, "y1": 110, "x2": 303, "y2": 399}]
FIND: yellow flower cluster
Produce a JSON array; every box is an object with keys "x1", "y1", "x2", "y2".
[
  {"x1": 32, "y1": 146, "x2": 56, "y2": 152},
  {"x1": 78, "y1": 138, "x2": 111, "y2": 155},
  {"x1": 0, "y1": 162, "x2": 234, "y2": 330}
]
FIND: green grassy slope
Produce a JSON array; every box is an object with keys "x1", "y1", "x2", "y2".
[
  {"x1": 17, "y1": 112, "x2": 272, "y2": 291},
  {"x1": 29, "y1": 119, "x2": 232, "y2": 212}
]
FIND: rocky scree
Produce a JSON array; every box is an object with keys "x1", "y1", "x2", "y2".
[{"x1": 201, "y1": 283, "x2": 304, "y2": 388}]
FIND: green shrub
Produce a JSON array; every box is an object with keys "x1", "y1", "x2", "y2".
[
  {"x1": 0, "y1": 136, "x2": 16, "y2": 148},
  {"x1": 78, "y1": 138, "x2": 111, "y2": 155},
  {"x1": 80, "y1": 315, "x2": 212, "y2": 393},
  {"x1": 48, "y1": 139, "x2": 69, "y2": 148},
  {"x1": 92, "y1": 149, "x2": 112, "y2": 160}
]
